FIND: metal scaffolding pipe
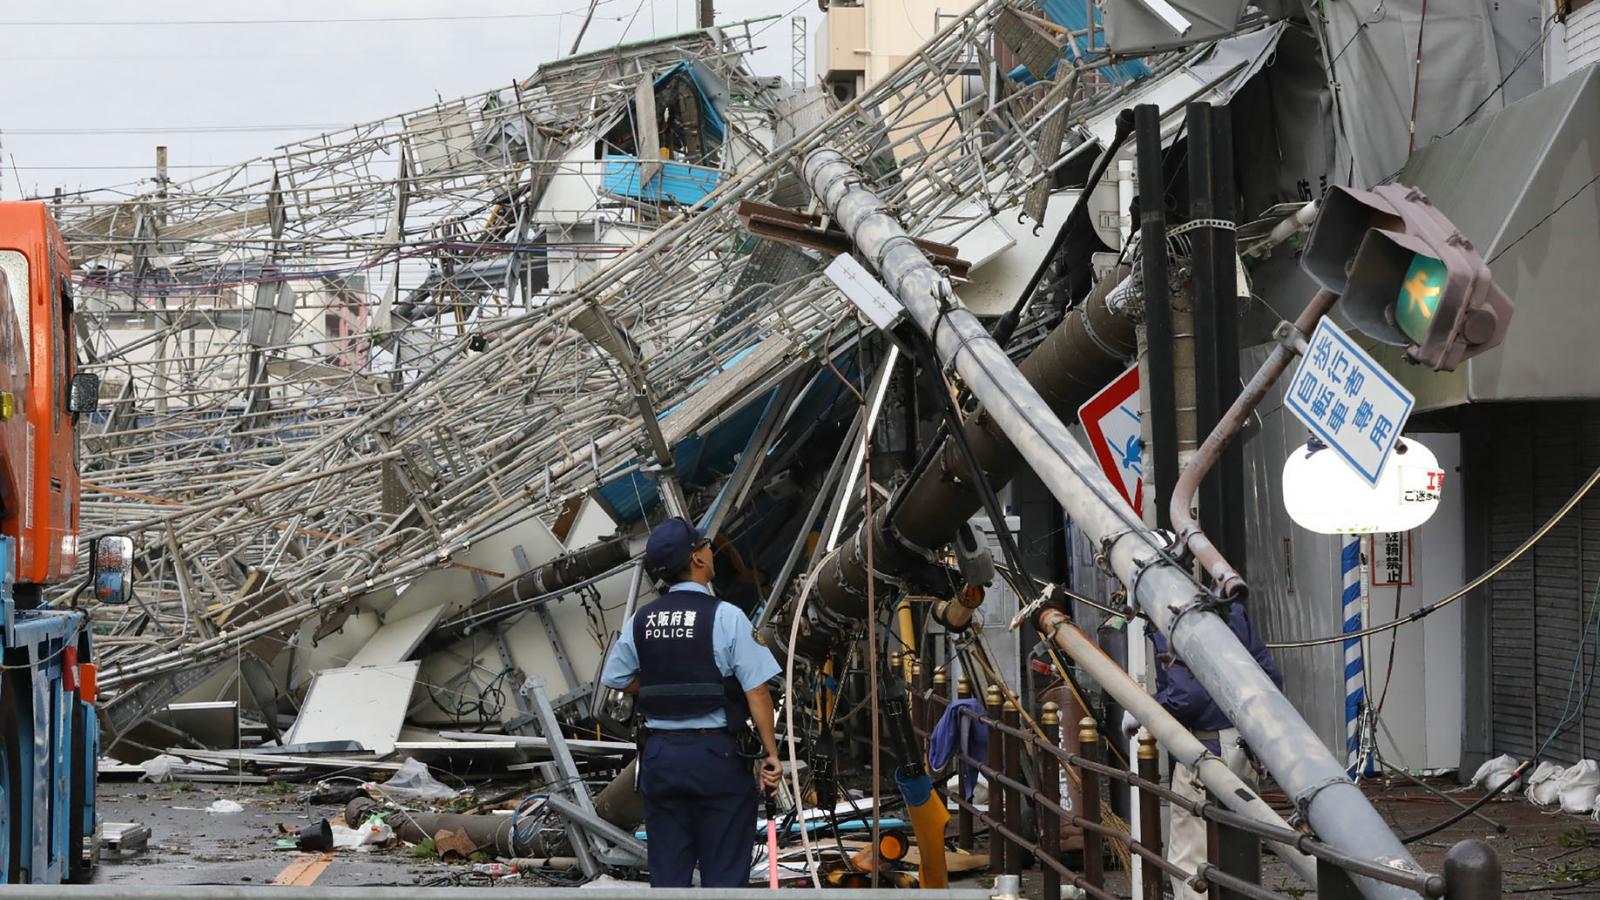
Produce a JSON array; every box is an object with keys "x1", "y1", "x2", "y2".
[{"x1": 802, "y1": 147, "x2": 1422, "y2": 900}]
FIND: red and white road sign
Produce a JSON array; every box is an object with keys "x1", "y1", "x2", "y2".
[{"x1": 1078, "y1": 363, "x2": 1143, "y2": 513}]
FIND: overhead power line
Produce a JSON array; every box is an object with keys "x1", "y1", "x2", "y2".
[
  {"x1": 0, "y1": 7, "x2": 612, "y2": 27},
  {"x1": 7, "y1": 164, "x2": 233, "y2": 171},
  {"x1": 2, "y1": 124, "x2": 346, "y2": 135}
]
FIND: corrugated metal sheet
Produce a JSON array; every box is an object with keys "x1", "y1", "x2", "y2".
[
  {"x1": 1581, "y1": 404, "x2": 1600, "y2": 756},
  {"x1": 1487, "y1": 402, "x2": 1600, "y2": 763},
  {"x1": 1489, "y1": 406, "x2": 1537, "y2": 756}
]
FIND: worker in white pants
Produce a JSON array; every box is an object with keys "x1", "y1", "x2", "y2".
[
  {"x1": 1123, "y1": 603, "x2": 1282, "y2": 900},
  {"x1": 1167, "y1": 729, "x2": 1254, "y2": 900}
]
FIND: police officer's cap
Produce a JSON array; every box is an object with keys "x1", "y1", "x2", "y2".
[{"x1": 644, "y1": 516, "x2": 707, "y2": 577}]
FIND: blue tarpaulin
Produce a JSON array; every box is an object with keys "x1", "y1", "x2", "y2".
[
  {"x1": 651, "y1": 61, "x2": 725, "y2": 144},
  {"x1": 604, "y1": 61, "x2": 727, "y2": 204},
  {"x1": 1009, "y1": 0, "x2": 1151, "y2": 85},
  {"x1": 602, "y1": 156, "x2": 722, "y2": 205}
]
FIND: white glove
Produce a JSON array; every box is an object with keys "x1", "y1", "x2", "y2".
[{"x1": 1121, "y1": 710, "x2": 1140, "y2": 738}]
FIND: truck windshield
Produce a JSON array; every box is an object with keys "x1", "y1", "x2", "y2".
[{"x1": 0, "y1": 249, "x2": 29, "y2": 366}]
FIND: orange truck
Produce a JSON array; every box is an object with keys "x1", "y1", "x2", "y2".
[{"x1": 0, "y1": 201, "x2": 133, "y2": 884}]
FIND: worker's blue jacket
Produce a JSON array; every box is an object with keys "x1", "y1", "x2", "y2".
[{"x1": 1149, "y1": 603, "x2": 1284, "y2": 752}]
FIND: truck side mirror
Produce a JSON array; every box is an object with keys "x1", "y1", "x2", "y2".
[
  {"x1": 69, "y1": 372, "x2": 100, "y2": 415},
  {"x1": 90, "y1": 536, "x2": 134, "y2": 605}
]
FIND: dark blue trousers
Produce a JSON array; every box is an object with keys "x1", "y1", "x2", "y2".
[{"x1": 638, "y1": 729, "x2": 757, "y2": 887}]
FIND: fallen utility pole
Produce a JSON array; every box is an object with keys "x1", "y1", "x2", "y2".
[
  {"x1": 802, "y1": 147, "x2": 1424, "y2": 900},
  {"x1": 1036, "y1": 613, "x2": 1317, "y2": 884},
  {"x1": 800, "y1": 182, "x2": 1138, "y2": 658}
]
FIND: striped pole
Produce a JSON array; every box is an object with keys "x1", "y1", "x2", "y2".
[{"x1": 1341, "y1": 534, "x2": 1371, "y2": 777}]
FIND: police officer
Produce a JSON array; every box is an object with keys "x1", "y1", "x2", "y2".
[
  {"x1": 601, "y1": 517, "x2": 784, "y2": 887},
  {"x1": 1122, "y1": 603, "x2": 1283, "y2": 900}
]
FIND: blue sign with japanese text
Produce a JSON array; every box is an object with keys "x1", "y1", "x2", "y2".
[{"x1": 1285, "y1": 318, "x2": 1414, "y2": 487}]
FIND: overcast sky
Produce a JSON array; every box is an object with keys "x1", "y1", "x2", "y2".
[{"x1": 0, "y1": 0, "x2": 817, "y2": 200}]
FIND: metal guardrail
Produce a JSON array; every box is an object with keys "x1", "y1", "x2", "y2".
[{"x1": 911, "y1": 675, "x2": 1499, "y2": 900}]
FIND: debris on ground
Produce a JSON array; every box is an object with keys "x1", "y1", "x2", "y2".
[
  {"x1": 331, "y1": 815, "x2": 395, "y2": 851},
  {"x1": 100, "y1": 822, "x2": 151, "y2": 859},
  {"x1": 369, "y1": 758, "x2": 460, "y2": 802}
]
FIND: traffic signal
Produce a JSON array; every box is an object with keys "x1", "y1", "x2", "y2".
[{"x1": 1300, "y1": 184, "x2": 1514, "y2": 371}]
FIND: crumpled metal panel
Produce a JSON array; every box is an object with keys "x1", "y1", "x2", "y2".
[{"x1": 1102, "y1": 0, "x2": 1251, "y2": 55}]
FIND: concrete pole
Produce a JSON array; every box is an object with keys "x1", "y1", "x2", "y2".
[{"x1": 802, "y1": 147, "x2": 1424, "y2": 900}]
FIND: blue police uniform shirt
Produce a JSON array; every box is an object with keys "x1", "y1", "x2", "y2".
[{"x1": 601, "y1": 581, "x2": 781, "y2": 729}]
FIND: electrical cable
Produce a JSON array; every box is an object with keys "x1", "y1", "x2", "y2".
[
  {"x1": 0, "y1": 7, "x2": 616, "y2": 27},
  {"x1": 1488, "y1": 171, "x2": 1600, "y2": 266},
  {"x1": 1268, "y1": 461, "x2": 1600, "y2": 649},
  {"x1": 995, "y1": 457, "x2": 1600, "y2": 656},
  {"x1": 1371, "y1": 13, "x2": 1557, "y2": 187},
  {"x1": 782, "y1": 565, "x2": 826, "y2": 888},
  {"x1": 1401, "y1": 571, "x2": 1600, "y2": 843},
  {"x1": 1373, "y1": 583, "x2": 1403, "y2": 718}
]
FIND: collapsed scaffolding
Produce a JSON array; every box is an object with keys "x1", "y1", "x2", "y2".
[{"x1": 41, "y1": 1, "x2": 1482, "y2": 894}]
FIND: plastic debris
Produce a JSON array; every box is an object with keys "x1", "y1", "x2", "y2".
[
  {"x1": 369, "y1": 757, "x2": 459, "y2": 801},
  {"x1": 140, "y1": 753, "x2": 224, "y2": 783},
  {"x1": 331, "y1": 815, "x2": 394, "y2": 851},
  {"x1": 1526, "y1": 761, "x2": 1565, "y2": 808},
  {"x1": 1559, "y1": 760, "x2": 1600, "y2": 814},
  {"x1": 207, "y1": 799, "x2": 245, "y2": 814},
  {"x1": 298, "y1": 820, "x2": 335, "y2": 851},
  {"x1": 1469, "y1": 754, "x2": 1522, "y2": 793}
]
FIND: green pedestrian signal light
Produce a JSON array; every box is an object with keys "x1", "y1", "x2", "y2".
[
  {"x1": 1395, "y1": 253, "x2": 1445, "y2": 345},
  {"x1": 1300, "y1": 185, "x2": 1513, "y2": 372}
]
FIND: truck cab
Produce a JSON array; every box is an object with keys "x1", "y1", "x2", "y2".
[{"x1": 0, "y1": 201, "x2": 129, "y2": 884}]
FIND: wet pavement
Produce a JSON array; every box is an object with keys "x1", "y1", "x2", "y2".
[
  {"x1": 91, "y1": 776, "x2": 1600, "y2": 894},
  {"x1": 93, "y1": 780, "x2": 488, "y2": 888}
]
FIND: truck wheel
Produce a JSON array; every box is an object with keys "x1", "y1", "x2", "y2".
[
  {"x1": 64, "y1": 701, "x2": 94, "y2": 883},
  {"x1": 1, "y1": 680, "x2": 21, "y2": 884}
]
